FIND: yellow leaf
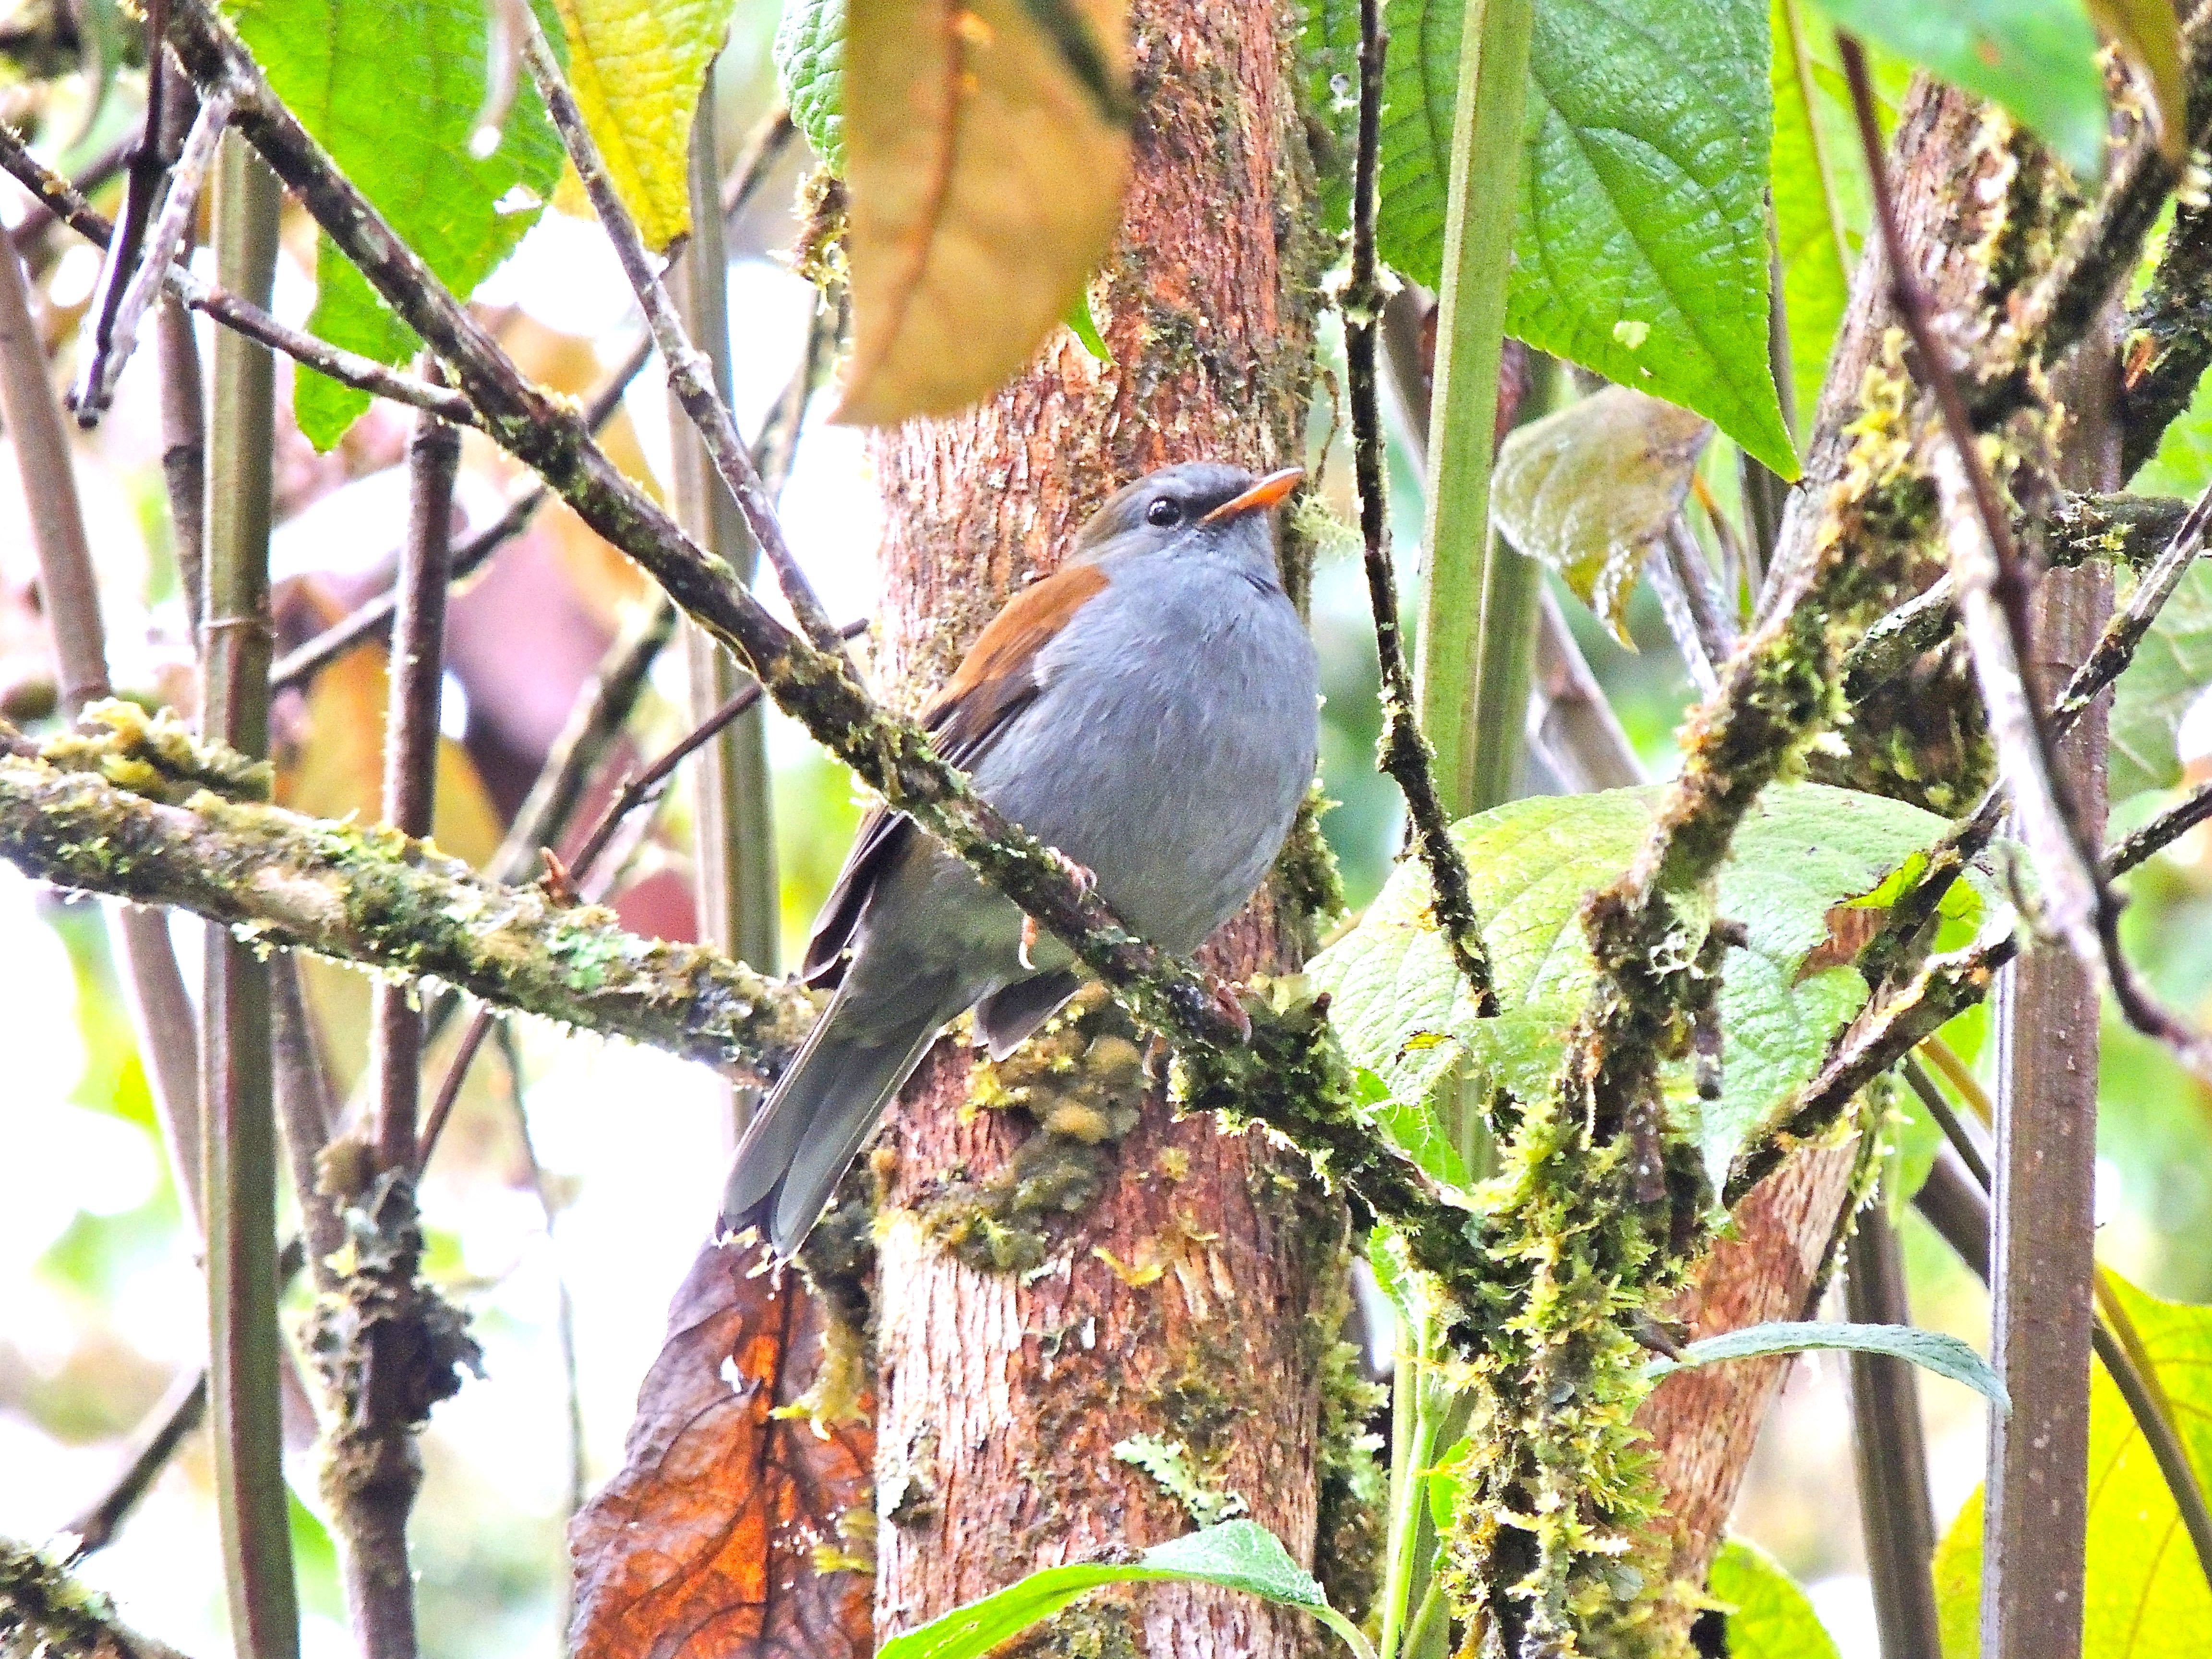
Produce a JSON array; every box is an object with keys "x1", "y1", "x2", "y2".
[
  {"x1": 552, "y1": 0, "x2": 738, "y2": 251},
  {"x1": 836, "y1": 0, "x2": 1132, "y2": 425},
  {"x1": 2090, "y1": 0, "x2": 2188, "y2": 165}
]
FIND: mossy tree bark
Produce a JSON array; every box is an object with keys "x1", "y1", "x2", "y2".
[{"x1": 863, "y1": 4, "x2": 1349, "y2": 1653}]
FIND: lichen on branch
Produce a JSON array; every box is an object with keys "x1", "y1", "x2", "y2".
[{"x1": 0, "y1": 708, "x2": 816, "y2": 1077}]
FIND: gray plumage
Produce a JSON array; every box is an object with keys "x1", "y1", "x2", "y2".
[{"x1": 720, "y1": 462, "x2": 1321, "y2": 1257}]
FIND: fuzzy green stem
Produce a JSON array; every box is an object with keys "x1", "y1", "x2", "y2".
[
  {"x1": 199, "y1": 132, "x2": 299, "y2": 1659},
  {"x1": 1411, "y1": 0, "x2": 1536, "y2": 818}
]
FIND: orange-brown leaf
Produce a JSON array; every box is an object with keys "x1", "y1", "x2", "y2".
[
  {"x1": 836, "y1": 0, "x2": 1132, "y2": 425},
  {"x1": 569, "y1": 1238, "x2": 874, "y2": 1659}
]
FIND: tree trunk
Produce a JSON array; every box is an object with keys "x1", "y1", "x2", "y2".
[
  {"x1": 1641, "y1": 76, "x2": 2125, "y2": 1632},
  {"x1": 865, "y1": 4, "x2": 1343, "y2": 1653}
]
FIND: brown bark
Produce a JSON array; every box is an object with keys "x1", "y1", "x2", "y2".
[
  {"x1": 1637, "y1": 1144, "x2": 1861, "y2": 1588},
  {"x1": 865, "y1": 3, "x2": 1337, "y2": 1653},
  {"x1": 1981, "y1": 325, "x2": 2117, "y2": 1659}
]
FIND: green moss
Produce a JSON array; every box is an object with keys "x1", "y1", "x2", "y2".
[
  {"x1": 1274, "y1": 781, "x2": 1347, "y2": 938},
  {"x1": 1013, "y1": 1595, "x2": 1145, "y2": 1659},
  {"x1": 918, "y1": 988, "x2": 1148, "y2": 1274}
]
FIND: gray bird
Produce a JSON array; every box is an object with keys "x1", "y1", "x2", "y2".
[{"x1": 719, "y1": 460, "x2": 1320, "y2": 1258}]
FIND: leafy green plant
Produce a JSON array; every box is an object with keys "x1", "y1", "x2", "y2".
[
  {"x1": 229, "y1": 0, "x2": 565, "y2": 446},
  {"x1": 1311, "y1": 782, "x2": 1986, "y2": 1189},
  {"x1": 1373, "y1": 0, "x2": 1793, "y2": 472},
  {"x1": 874, "y1": 1521, "x2": 1376, "y2": 1659}
]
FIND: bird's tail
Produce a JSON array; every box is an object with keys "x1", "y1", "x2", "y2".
[{"x1": 719, "y1": 986, "x2": 942, "y2": 1258}]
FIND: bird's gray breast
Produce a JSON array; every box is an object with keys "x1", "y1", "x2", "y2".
[{"x1": 971, "y1": 557, "x2": 1320, "y2": 954}]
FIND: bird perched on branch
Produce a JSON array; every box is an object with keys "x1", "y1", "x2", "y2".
[{"x1": 720, "y1": 460, "x2": 1320, "y2": 1257}]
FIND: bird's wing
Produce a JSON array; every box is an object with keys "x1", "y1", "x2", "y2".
[{"x1": 800, "y1": 562, "x2": 1111, "y2": 985}]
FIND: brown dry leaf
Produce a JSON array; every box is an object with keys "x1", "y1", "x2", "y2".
[
  {"x1": 2089, "y1": 0, "x2": 2188, "y2": 165},
  {"x1": 569, "y1": 1238, "x2": 875, "y2": 1659},
  {"x1": 836, "y1": 0, "x2": 1132, "y2": 425},
  {"x1": 1793, "y1": 901, "x2": 1890, "y2": 983},
  {"x1": 1491, "y1": 385, "x2": 1713, "y2": 645}
]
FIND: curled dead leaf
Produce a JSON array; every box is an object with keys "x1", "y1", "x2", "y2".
[
  {"x1": 1491, "y1": 385, "x2": 1713, "y2": 645},
  {"x1": 569, "y1": 1238, "x2": 874, "y2": 1659},
  {"x1": 835, "y1": 0, "x2": 1132, "y2": 425}
]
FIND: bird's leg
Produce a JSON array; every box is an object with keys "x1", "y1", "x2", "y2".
[
  {"x1": 1204, "y1": 976, "x2": 1253, "y2": 1044},
  {"x1": 1019, "y1": 848, "x2": 1098, "y2": 969}
]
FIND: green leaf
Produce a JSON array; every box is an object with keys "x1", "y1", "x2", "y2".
[
  {"x1": 877, "y1": 1520, "x2": 1373, "y2": 1659},
  {"x1": 553, "y1": 0, "x2": 740, "y2": 252},
  {"x1": 1648, "y1": 1320, "x2": 2008, "y2": 1408},
  {"x1": 1936, "y1": 1275, "x2": 2212, "y2": 1659},
  {"x1": 1709, "y1": 1537, "x2": 1841, "y2": 1659},
  {"x1": 231, "y1": 0, "x2": 565, "y2": 448},
  {"x1": 1808, "y1": 0, "x2": 2106, "y2": 180},
  {"x1": 1768, "y1": 0, "x2": 1862, "y2": 431},
  {"x1": 1063, "y1": 287, "x2": 1111, "y2": 361},
  {"x1": 1377, "y1": 0, "x2": 1795, "y2": 475},
  {"x1": 1310, "y1": 783, "x2": 1972, "y2": 1188},
  {"x1": 776, "y1": 0, "x2": 847, "y2": 171},
  {"x1": 2107, "y1": 559, "x2": 2212, "y2": 800}
]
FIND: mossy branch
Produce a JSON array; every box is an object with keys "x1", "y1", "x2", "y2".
[
  {"x1": 0, "y1": 707, "x2": 817, "y2": 1076},
  {"x1": 2, "y1": 1535, "x2": 193, "y2": 1659}
]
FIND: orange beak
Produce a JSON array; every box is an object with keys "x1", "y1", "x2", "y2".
[{"x1": 1201, "y1": 466, "x2": 1304, "y2": 525}]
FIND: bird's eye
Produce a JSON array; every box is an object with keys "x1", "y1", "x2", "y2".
[{"x1": 1145, "y1": 497, "x2": 1181, "y2": 528}]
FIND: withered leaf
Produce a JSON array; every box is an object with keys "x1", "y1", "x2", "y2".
[
  {"x1": 835, "y1": 0, "x2": 1132, "y2": 425},
  {"x1": 1793, "y1": 901, "x2": 1891, "y2": 983},
  {"x1": 569, "y1": 1238, "x2": 874, "y2": 1659},
  {"x1": 1491, "y1": 385, "x2": 1712, "y2": 645}
]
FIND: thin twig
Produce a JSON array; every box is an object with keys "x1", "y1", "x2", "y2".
[
  {"x1": 1642, "y1": 533, "x2": 1721, "y2": 697},
  {"x1": 2107, "y1": 778, "x2": 2212, "y2": 875},
  {"x1": 489, "y1": 595, "x2": 679, "y2": 888},
  {"x1": 2052, "y1": 481, "x2": 2212, "y2": 733},
  {"x1": 80, "y1": 0, "x2": 173, "y2": 385},
  {"x1": 1842, "y1": 1200, "x2": 1943, "y2": 1659},
  {"x1": 1900, "y1": 1054, "x2": 1990, "y2": 1188},
  {"x1": 0, "y1": 199, "x2": 206, "y2": 1226},
  {"x1": 1342, "y1": 0, "x2": 1496, "y2": 1012},
  {"x1": 1663, "y1": 518, "x2": 1739, "y2": 666},
  {"x1": 0, "y1": 125, "x2": 477, "y2": 426},
  {"x1": 267, "y1": 332, "x2": 658, "y2": 694},
  {"x1": 1845, "y1": 38, "x2": 2104, "y2": 957},
  {"x1": 59, "y1": 1368, "x2": 208, "y2": 1563},
  {"x1": 515, "y1": 9, "x2": 847, "y2": 659},
  {"x1": 7, "y1": 126, "x2": 135, "y2": 252},
  {"x1": 417, "y1": 618, "x2": 868, "y2": 1171},
  {"x1": 72, "y1": 86, "x2": 231, "y2": 421},
  {"x1": 370, "y1": 387, "x2": 457, "y2": 1169},
  {"x1": 158, "y1": 293, "x2": 207, "y2": 646}
]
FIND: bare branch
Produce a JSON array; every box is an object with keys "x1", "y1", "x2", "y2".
[
  {"x1": 72, "y1": 87, "x2": 232, "y2": 422},
  {"x1": 0, "y1": 125, "x2": 477, "y2": 427}
]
